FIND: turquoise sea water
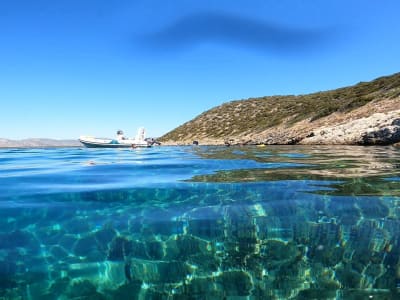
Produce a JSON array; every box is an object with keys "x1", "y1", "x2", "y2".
[{"x1": 0, "y1": 145, "x2": 400, "y2": 299}]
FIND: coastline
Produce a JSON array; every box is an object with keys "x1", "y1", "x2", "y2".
[
  {"x1": 160, "y1": 141, "x2": 400, "y2": 147},
  {"x1": 160, "y1": 99, "x2": 400, "y2": 147},
  {"x1": 2, "y1": 99, "x2": 399, "y2": 149},
  {"x1": 0, "y1": 138, "x2": 81, "y2": 149}
]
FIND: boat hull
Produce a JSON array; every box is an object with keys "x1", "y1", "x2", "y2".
[{"x1": 79, "y1": 138, "x2": 151, "y2": 148}]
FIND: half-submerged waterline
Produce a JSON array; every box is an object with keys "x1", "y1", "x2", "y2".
[{"x1": 0, "y1": 145, "x2": 399, "y2": 299}]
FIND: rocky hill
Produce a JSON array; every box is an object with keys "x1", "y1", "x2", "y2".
[
  {"x1": 160, "y1": 73, "x2": 400, "y2": 145},
  {"x1": 0, "y1": 138, "x2": 81, "y2": 148}
]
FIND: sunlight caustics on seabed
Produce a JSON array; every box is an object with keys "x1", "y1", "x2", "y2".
[{"x1": 0, "y1": 145, "x2": 399, "y2": 299}]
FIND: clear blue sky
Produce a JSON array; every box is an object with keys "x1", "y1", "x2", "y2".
[{"x1": 1, "y1": 0, "x2": 400, "y2": 139}]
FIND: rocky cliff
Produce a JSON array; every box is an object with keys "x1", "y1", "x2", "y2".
[
  {"x1": 160, "y1": 73, "x2": 400, "y2": 145},
  {"x1": 300, "y1": 109, "x2": 400, "y2": 145}
]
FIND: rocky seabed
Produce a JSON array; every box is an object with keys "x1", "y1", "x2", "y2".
[{"x1": 1, "y1": 194, "x2": 400, "y2": 299}]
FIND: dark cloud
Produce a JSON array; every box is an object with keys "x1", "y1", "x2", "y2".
[{"x1": 140, "y1": 12, "x2": 330, "y2": 54}]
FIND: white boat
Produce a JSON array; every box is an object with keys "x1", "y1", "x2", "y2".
[{"x1": 79, "y1": 128, "x2": 151, "y2": 148}]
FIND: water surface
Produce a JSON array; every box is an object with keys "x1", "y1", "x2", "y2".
[{"x1": 0, "y1": 145, "x2": 400, "y2": 299}]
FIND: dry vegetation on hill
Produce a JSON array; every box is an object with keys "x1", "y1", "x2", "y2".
[{"x1": 160, "y1": 73, "x2": 400, "y2": 145}]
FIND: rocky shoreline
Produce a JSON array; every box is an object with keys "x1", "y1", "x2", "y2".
[
  {"x1": 2, "y1": 103, "x2": 399, "y2": 149},
  {"x1": 300, "y1": 110, "x2": 400, "y2": 145},
  {"x1": 161, "y1": 99, "x2": 400, "y2": 147},
  {"x1": 160, "y1": 72, "x2": 400, "y2": 146}
]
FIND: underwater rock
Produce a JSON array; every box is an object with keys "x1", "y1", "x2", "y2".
[
  {"x1": 111, "y1": 280, "x2": 142, "y2": 299},
  {"x1": 357, "y1": 198, "x2": 389, "y2": 219},
  {"x1": 335, "y1": 263, "x2": 362, "y2": 288},
  {"x1": 188, "y1": 218, "x2": 224, "y2": 240},
  {"x1": 129, "y1": 259, "x2": 194, "y2": 283},
  {"x1": 186, "y1": 206, "x2": 225, "y2": 239},
  {"x1": 164, "y1": 234, "x2": 219, "y2": 276},
  {"x1": 0, "y1": 261, "x2": 17, "y2": 294},
  {"x1": 364, "y1": 263, "x2": 386, "y2": 280},
  {"x1": 165, "y1": 234, "x2": 211, "y2": 260},
  {"x1": 144, "y1": 238, "x2": 165, "y2": 260},
  {"x1": 222, "y1": 206, "x2": 260, "y2": 267},
  {"x1": 44, "y1": 277, "x2": 71, "y2": 299},
  {"x1": 0, "y1": 230, "x2": 36, "y2": 249},
  {"x1": 257, "y1": 215, "x2": 298, "y2": 242},
  {"x1": 64, "y1": 217, "x2": 91, "y2": 234},
  {"x1": 297, "y1": 288, "x2": 337, "y2": 299},
  {"x1": 308, "y1": 244, "x2": 344, "y2": 267},
  {"x1": 13, "y1": 210, "x2": 43, "y2": 229},
  {"x1": 184, "y1": 276, "x2": 224, "y2": 298},
  {"x1": 215, "y1": 270, "x2": 253, "y2": 296},
  {"x1": 311, "y1": 221, "x2": 340, "y2": 248},
  {"x1": 58, "y1": 234, "x2": 78, "y2": 252},
  {"x1": 65, "y1": 279, "x2": 106, "y2": 299},
  {"x1": 328, "y1": 199, "x2": 361, "y2": 226},
  {"x1": 49, "y1": 245, "x2": 69, "y2": 261},
  {"x1": 108, "y1": 236, "x2": 133, "y2": 261},
  {"x1": 293, "y1": 220, "x2": 315, "y2": 244},
  {"x1": 138, "y1": 282, "x2": 189, "y2": 299},
  {"x1": 271, "y1": 257, "x2": 308, "y2": 295},
  {"x1": 347, "y1": 220, "x2": 389, "y2": 253},
  {"x1": 73, "y1": 234, "x2": 104, "y2": 261},
  {"x1": 0, "y1": 260, "x2": 17, "y2": 278},
  {"x1": 0, "y1": 218, "x2": 16, "y2": 232},
  {"x1": 340, "y1": 289, "x2": 394, "y2": 299},
  {"x1": 146, "y1": 219, "x2": 184, "y2": 236},
  {"x1": 17, "y1": 281, "x2": 54, "y2": 300},
  {"x1": 45, "y1": 206, "x2": 75, "y2": 220},
  {"x1": 94, "y1": 226, "x2": 117, "y2": 251},
  {"x1": 35, "y1": 226, "x2": 65, "y2": 246},
  {"x1": 347, "y1": 249, "x2": 386, "y2": 283},
  {"x1": 128, "y1": 217, "x2": 142, "y2": 234},
  {"x1": 186, "y1": 253, "x2": 220, "y2": 276},
  {"x1": 129, "y1": 240, "x2": 149, "y2": 259},
  {"x1": 373, "y1": 267, "x2": 397, "y2": 290},
  {"x1": 308, "y1": 266, "x2": 340, "y2": 291},
  {"x1": 138, "y1": 288, "x2": 171, "y2": 299},
  {"x1": 109, "y1": 235, "x2": 167, "y2": 261},
  {"x1": 261, "y1": 240, "x2": 302, "y2": 266},
  {"x1": 64, "y1": 261, "x2": 127, "y2": 291},
  {"x1": 97, "y1": 261, "x2": 128, "y2": 289}
]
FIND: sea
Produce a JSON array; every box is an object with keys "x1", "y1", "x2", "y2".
[{"x1": 0, "y1": 145, "x2": 399, "y2": 299}]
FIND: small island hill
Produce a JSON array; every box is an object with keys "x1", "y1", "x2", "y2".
[{"x1": 160, "y1": 72, "x2": 400, "y2": 146}]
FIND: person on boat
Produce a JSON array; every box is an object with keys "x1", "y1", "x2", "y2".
[{"x1": 116, "y1": 130, "x2": 126, "y2": 140}]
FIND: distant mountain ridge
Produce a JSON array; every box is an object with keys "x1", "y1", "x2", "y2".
[
  {"x1": 160, "y1": 72, "x2": 400, "y2": 145},
  {"x1": 0, "y1": 138, "x2": 81, "y2": 148}
]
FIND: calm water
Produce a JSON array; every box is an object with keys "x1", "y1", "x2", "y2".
[{"x1": 0, "y1": 145, "x2": 400, "y2": 299}]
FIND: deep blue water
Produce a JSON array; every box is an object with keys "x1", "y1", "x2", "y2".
[{"x1": 0, "y1": 145, "x2": 400, "y2": 299}]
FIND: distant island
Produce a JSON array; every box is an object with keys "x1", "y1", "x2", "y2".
[
  {"x1": 160, "y1": 72, "x2": 400, "y2": 146},
  {"x1": 0, "y1": 138, "x2": 81, "y2": 148}
]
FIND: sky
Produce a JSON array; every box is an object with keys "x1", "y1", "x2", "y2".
[{"x1": 1, "y1": 0, "x2": 400, "y2": 139}]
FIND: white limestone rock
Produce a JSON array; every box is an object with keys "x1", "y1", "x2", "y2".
[{"x1": 301, "y1": 110, "x2": 400, "y2": 145}]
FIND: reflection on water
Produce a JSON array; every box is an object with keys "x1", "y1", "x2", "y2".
[
  {"x1": 191, "y1": 145, "x2": 400, "y2": 197},
  {"x1": 0, "y1": 146, "x2": 399, "y2": 299}
]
